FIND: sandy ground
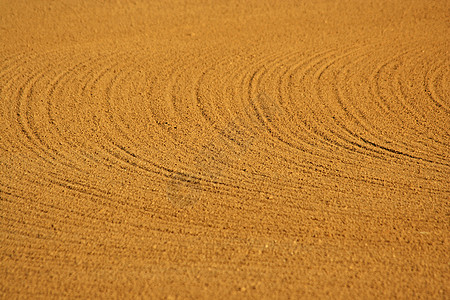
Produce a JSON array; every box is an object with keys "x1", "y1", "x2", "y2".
[{"x1": 1, "y1": 0, "x2": 449, "y2": 298}]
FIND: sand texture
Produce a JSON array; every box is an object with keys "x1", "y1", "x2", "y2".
[{"x1": 1, "y1": 0, "x2": 449, "y2": 298}]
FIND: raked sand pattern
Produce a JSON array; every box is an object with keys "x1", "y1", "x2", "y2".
[{"x1": 1, "y1": 0, "x2": 449, "y2": 298}]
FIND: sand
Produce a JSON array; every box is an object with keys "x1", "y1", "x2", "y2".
[{"x1": 1, "y1": 0, "x2": 449, "y2": 298}]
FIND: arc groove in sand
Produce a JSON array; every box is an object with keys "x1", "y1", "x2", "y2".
[
  {"x1": 166, "y1": 41, "x2": 449, "y2": 207},
  {"x1": 167, "y1": 50, "x2": 325, "y2": 207},
  {"x1": 1, "y1": 43, "x2": 447, "y2": 203}
]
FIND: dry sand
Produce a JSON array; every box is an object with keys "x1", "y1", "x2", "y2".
[{"x1": 1, "y1": 0, "x2": 449, "y2": 298}]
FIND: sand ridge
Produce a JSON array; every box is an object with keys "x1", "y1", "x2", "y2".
[{"x1": 1, "y1": 0, "x2": 449, "y2": 298}]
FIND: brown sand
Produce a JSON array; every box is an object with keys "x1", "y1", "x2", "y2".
[{"x1": 1, "y1": 0, "x2": 449, "y2": 298}]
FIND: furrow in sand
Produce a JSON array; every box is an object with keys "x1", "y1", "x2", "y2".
[
  {"x1": 166, "y1": 50, "x2": 335, "y2": 207},
  {"x1": 331, "y1": 45, "x2": 447, "y2": 167},
  {"x1": 2, "y1": 51, "x2": 138, "y2": 201},
  {"x1": 425, "y1": 59, "x2": 450, "y2": 114},
  {"x1": 164, "y1": 44, "x2": 450, "y2": 209}
]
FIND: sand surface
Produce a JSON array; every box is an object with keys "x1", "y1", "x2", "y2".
[{"x1": 1, "y1": 0, "x2": 449, "y2": 298}]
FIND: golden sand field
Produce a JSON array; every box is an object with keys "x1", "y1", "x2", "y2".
[{"x1": 1, "y1": 0, "x2": 449, "y2": 298}]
